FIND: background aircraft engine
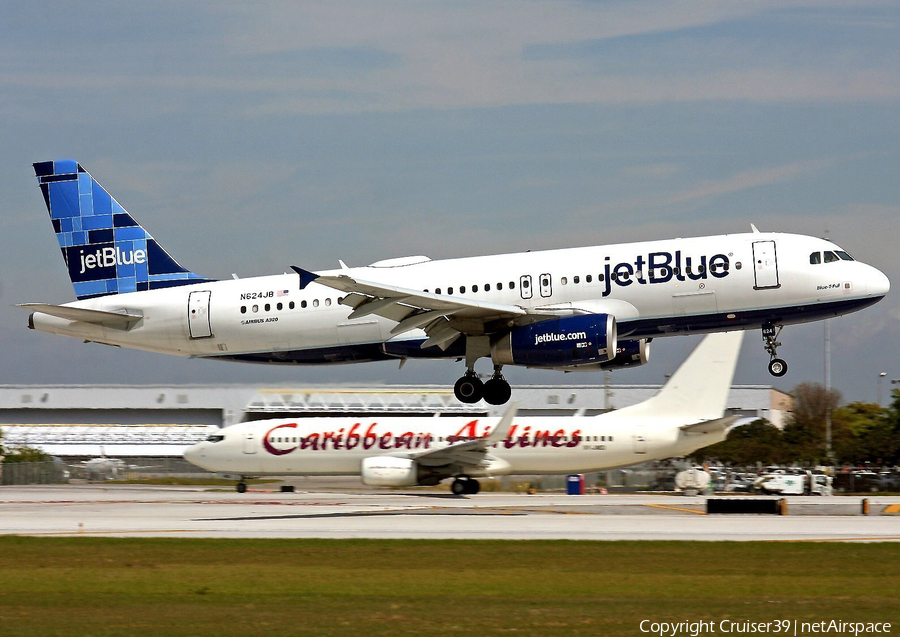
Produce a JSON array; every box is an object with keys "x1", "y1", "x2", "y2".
[
  {"x1": 492, "y1": 314, "x2": 617, "y2": 368},
  {"x1": 361, "y1": 456, "x2": 438, "y2": 487},
  {"x1": 600, "y1": 338, "x2": 650, "y2": 370}
]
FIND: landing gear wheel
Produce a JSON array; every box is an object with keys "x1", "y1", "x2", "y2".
[
  {"x1": 768, "y1": 358, "x2": 788, "y2": 377},
  {"x1": 483, "y1": 377, "x2": 512, "y2": 405},
  {"x1": 465, "y1": 479, "x2": 481, "y2": 495},
  {"x1": 454, "y1": 373, "x2": 484, "y2": 403},
  {"x1": 451, "y1": 478, "x2": 468, "y2": 495},
  {"x1": 236, "y1": 482, "x2": 247, "y2": 493}
]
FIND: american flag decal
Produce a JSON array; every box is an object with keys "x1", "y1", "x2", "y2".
[{"x1": 277, "y1": 289, "x2": 289, "y2": 297}]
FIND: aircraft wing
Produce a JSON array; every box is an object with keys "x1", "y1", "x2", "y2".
[
  {"x1": 408, "y1": 404, "x2": 517, "y2": 469},
  {"x1": 292, "y1": 266, "x2": 554, "y2": 349}
]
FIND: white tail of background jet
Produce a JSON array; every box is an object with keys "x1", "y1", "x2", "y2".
[
  {"x1": 612, "y1": 330, "x2": 745, "y2": 422},
  {"x1": 32, "y1": 160, "x2": 211, "y2": 300}
]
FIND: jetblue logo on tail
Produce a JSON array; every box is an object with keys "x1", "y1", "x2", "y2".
[
  {"x1": 78, "y1": 247, "x2": 147, "y2": 275},
  {"x1": 34, "y1": 160, "x2": 212, "y2": 299}
]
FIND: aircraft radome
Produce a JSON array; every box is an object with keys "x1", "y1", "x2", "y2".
[
  {"x1": 185, "y1": 331, "x2": 744, "y2": 494},
  {"x1": 22, "y1": 160, "x2": 890, "y2": 404}
]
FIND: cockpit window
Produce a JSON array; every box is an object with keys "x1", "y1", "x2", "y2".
[
  {"x1": 206, "y1": 434, "x2": 225, "y2": 443},
  {"x1": 835, "y1": 251, "x2": 854, "y2": 261},
  {"x1": 809, "y1": 252, "x2": 821, "y2": 264},
  {"x1": 824, "y1": 251, "x2": 839, "y2": 263}
]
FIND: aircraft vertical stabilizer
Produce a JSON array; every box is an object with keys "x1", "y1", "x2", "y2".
[
  {"x1": 32, "y1": 160, "x2": 211, "y2": 300},
  {"x1": 615, "y1": 331, "x2": 744, "y2": 422}
]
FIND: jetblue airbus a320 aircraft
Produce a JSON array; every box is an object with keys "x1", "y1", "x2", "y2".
[{"x1": 22, "y1": 160, "x2": 890, "y2": 404}]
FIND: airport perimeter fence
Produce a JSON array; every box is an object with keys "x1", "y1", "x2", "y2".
[
  {"x1": 1, "y1": 458, "x2": 215, "y2": 485},
  {"x1": 0, "y1": 461, "x2": 68, "y2": 485}
]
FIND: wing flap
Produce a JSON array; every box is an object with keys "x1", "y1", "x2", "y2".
[{"x1": 409, "y1": 404, "x2": 518, "y2": 469}]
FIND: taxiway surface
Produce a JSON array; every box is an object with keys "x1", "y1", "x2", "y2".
[{"x1": 2, "y1": 485, "x2": 899, "y2": 541}]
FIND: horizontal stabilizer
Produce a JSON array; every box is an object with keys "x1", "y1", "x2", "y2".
[
  {"x1": 679, "y1": 415, "x2": 740, "y2": 434},
  {"x1": 18, "y1": 303, "x2": 142, "y2": 327}
]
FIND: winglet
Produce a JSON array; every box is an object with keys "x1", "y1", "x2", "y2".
[
  {"x1": 487, "y1": 403, "x2": 518, "y2": 443},
  {"x1": 290, "y1": 266, "x2": 320, "y2": 290},
  {"x1": 750, "y1": 223, "x2": 761, "y2": 233}
]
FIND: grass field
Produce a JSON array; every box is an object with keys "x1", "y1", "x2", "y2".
[{"x1": 0, "y1": 537, "x2": 898, "y2": 635}]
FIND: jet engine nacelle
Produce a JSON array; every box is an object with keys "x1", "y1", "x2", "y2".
[
  {"x1": 600, "y1": 338, "x2": 650, "y2": 370},
  {"x1": 361, "y1": 456, "x2": 418, "y2": 486},
  {"x1": 492, "y1": 314, "x2": 617, "y2": 368}
]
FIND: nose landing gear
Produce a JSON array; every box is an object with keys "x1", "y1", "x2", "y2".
[{"x1": 762, "y1": 324, "x2": 788, "y2": 377}]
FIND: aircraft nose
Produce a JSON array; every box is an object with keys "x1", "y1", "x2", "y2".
[
  {"x1": 868, "y1": 266, "x2": 891, "y2": 297},
  {"x1": 183, "y1": 443, "x2": 204, "y2": 467}
]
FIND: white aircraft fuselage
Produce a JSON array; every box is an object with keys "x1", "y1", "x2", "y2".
[
  {"x1": 185, "y1": 330, "x2": 746, "y2": 493},
  {"x1": 24, "y1": 160, "x2": 890, "y2": 405},
  {"x1": 31, "y1": 232, "x2": 887, "y2": 361}
]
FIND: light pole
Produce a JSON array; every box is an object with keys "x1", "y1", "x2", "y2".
[{"x1": 878, "y1": 372, "x2": 887, "y2": 406}]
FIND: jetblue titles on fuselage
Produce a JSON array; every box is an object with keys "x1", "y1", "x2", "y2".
[{"x1": 599, "y1": 250, "x2": 730, "y2": 297}]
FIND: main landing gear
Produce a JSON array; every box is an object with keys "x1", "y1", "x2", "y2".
[
  {"x1": 450, "y1": 475, "x2": 481, "y2": 495},
  {"x1": 453, "y1": 366, "x2": 512, "y2": 405},
  {"x1": 762, "y1": 324, "x2": 788, "y2": 377},
  {"x1": 236, "y1": 480, "x2": 247, "y2": 493}
]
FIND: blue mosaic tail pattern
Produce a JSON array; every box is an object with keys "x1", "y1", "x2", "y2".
[{"x1": 33, "y1": 160, "x2": 212, "y2": 300}]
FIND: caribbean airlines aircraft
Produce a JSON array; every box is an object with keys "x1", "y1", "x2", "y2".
[
  {"x1": 184, "y1": 331, "x2": 743, "y2": 494},
  {"x1": 22, "y1": 160, "x2": 889, "y2": 404}
]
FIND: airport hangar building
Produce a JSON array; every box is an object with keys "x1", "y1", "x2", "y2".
[{"x1": 0, "y1": 384, "x2": 792, "y2": 458}]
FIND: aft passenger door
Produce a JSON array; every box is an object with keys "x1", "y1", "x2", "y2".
[
  {"x1": 752, "y1": 241, "x2": 780, "y2": 289},
  {"x1": 188, "y1": 290, "x2": 213, "y2": 338}
]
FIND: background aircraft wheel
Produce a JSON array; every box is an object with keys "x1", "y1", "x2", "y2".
[
  {"x1": 451, "y1": 478, "x2": 468, "y2": 495},
  {"x1": 465, "y1": 479, "x2": 481, "y2": 495},
  {"x1": 236, "y1": 482, "x2": 247, "y2": 493},
  {"x1": 482, "y1": 377, "x2": 512, "y2": 405},
  {"x1": 454, "y1": 374, "x2": 484, "y2": 403},
  {"x1": 768, "y1": 358, "x2": 788, "y2": 377}
]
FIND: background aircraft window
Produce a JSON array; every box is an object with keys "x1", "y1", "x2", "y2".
[
  {"x1": 836, "y1": 251, "x2": 854, "y2": 261},
  {"x1": 460, "y1": 286, "x2": 466, "y2": 294},
  {"x1": 484, "y1": 283, "x2": 490, "y2": 291},
  {"x1": 824, "y1": 251, "x2": 839, "y2": 263},
  {"x1": 561, "y1": 277, "x2": 568, "y2": 285},
  {"x1": 289, "y1": 301, "x2": 295, "y2": 309},
  {"x1": 586, "y1": 274, "x2": 592, "y2": 283},
  {"x1": 301, "y1": 300, "x2": 307, "y2": 308},
  {"x1": 264, "y1": 303, "x2": 271, "y2": 312},
  {"x1": 435, "y1": 288, "x2": 441, "y2": 294},
  {"x1": 313, "y1": 299, "x2": 319, "y2": 307},
  {"x1": 810, "y1": 252, "x2": 821, "y2": 264},
  {"x1": 598, "y1": 273, "x2": 604, "y2": 281},
  {"x1": 277, "y1": 302, "x2": 283, "y2": 310},
  {"x1": 325, "y1": 298, "x2": 331, "y2": 306},
  {"x1": 735, "y1": 262, "x2": 742, "y2": 270},
  {"x1": 673, "y1": 267, "x2": 680, "y2": 276},
  {"x1": 252, "y1": 304, "x2": 259, "y2": 313},
  {"x1": 698, "y1": 265, "x2": 705, "y2": 274},
  {"x1": 448, "y1": 287, "x2": 454, "y2": 294},
  {"x1": 240, "y1": 306, "x2": 247, "y2": 314},
  {"x1": 574, "y1": 276, "x2": 580, "y2": 284},
  {"x1": 509, "y1": 281, "x2": 515, "y2": 289},
  {"x1": 472, "y1": 284, "x2": 478, "y2": 292},
  {"x1": 686, "y1": 266, "x2": 692, "y2": 275},
  {"x1": 496, "y1": 282, "x2": 503, "y2": 290}
]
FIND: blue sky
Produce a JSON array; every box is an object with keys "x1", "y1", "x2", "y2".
[{"x1": 1, "y1": 1, "x2": 898, "y2": 403}]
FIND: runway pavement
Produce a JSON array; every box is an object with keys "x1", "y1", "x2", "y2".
[{"x1": 2, "y1": 485, "x2": 899, "y2": 541}]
